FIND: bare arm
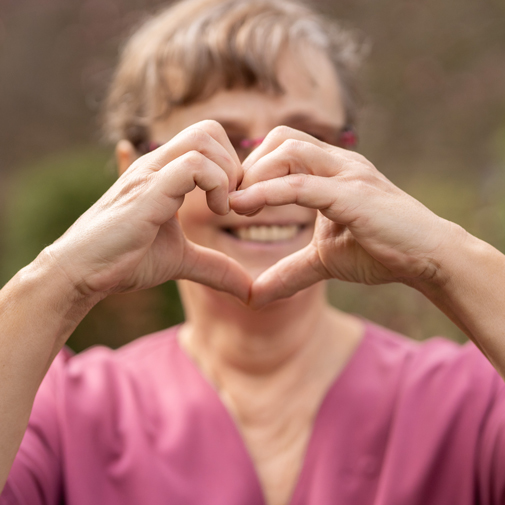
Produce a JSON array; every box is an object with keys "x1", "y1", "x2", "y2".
[
  {"x1": 0, "y1": 120, "x2": 250, "y2": 491},
  {"x1": 413, "y1": 230, "x2": 505, "y2": 376},
  {"x1": 0, "y1": 254, "x2": 98, "y2": 489},
  {"x1": 231, "y1": 125, "x2": 505, "y2": 376}
]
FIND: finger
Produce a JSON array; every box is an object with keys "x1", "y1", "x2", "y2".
[
  {"x1": 194, "y1": 119, "x2": 243, "y2": 172},
  {"x1": 179, "y1": 241, "x2": 252, "y2": 303},
  {"x1": 154, "y1": 151, "x2": 231, "y2": 216},
  {"x1": 241, "y1": 139, "x2": 341, "y2": 189},
  {"x1": 178, "y1": 120, "x2": 244, "y2": 190},
  {"x1": 172, "y1": 127, "x2": 242, "y2": 192},
  {"x1": 188, "y1": 120, "x2": 244, "y2": 188},
  {"x1": 140, "y1": 122, "x2": 242, "y2": 193},
  {"x1": 242, "y1": 125, "x2": 328, "y2": 171},
  {"x1": 249, "y1": 243, "x2": 329, "y2": 308},
  {"x1": 230, "y1": 174, "x2": 343, "y2": 218}
]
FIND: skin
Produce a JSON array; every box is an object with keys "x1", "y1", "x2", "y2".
[
  {"x1": 0, "y1": 45, "x2": 505, "y2": 505},
  {"x1": 116, "y1": 48, "x2": 364, "y2": 505}
]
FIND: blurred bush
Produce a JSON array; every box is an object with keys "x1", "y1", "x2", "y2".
[
  {"x1": 1, "y1": 148, "x2": 115, "y2": 274},
  {"x1": 1, "y1": 147, "x2": 184, "y2": 352}
]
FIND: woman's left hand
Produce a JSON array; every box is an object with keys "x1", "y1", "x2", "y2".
[{"x1": 229, "y1": 126, "x2": 464, "y2": 308}]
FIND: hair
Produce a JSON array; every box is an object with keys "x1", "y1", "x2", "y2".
[{"x1": 102, "y1": 0, "x2": 367, "y2": 149}]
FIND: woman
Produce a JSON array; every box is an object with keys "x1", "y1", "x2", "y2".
[{"x1": 1, "y1": 0, "x2": 505, "y2": 504}]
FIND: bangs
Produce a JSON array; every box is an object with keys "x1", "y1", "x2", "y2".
[
  {"x1": 150, "y1": 2, "x2": 328, "y2": 116},
  {"x1": 103, "y1": 0, "x2": 366, "y2": 146}
]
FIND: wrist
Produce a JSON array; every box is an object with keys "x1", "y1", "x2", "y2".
[
  {"x1": 406, "y1": 222, "x2": 505, "y2": 366},
  {"x1": 0, "y1": 251, "x2": 104, "y2": 369},
  {"x1": 405, "y1": 221, "x2": 469, "y2": 292},
  {"x1": 405, "y1": 220, "x2": 503, "y2": 322},
  {"x1": 15, "y1": 248, "x2": 104, "y2": 330}
]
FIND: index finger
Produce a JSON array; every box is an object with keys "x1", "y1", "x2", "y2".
[
  {"x1": 240, "y1": 138, "x2": 345, "y2": 190},
  {"x1": 136, "y1": 120, "x2": 243, "y2": 193},
  {"x1": 172, "y1": 119, "x2": 244, "y2": 190},
  {"x1": 194, "y1": 119, "x2": 243, "y2": 169},
  {"x1": 242, "y1": 125, "x2": 327, "y2": 171}
]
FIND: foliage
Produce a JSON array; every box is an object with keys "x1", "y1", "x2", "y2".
[{"x1": 2, "y1": 148, "x2": 115, "y2": 277}]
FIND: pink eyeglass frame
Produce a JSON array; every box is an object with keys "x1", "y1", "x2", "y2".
[{"x1": 135, "y1": 127, "x2": 357, "y2": 155}]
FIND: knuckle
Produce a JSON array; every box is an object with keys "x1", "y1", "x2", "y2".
[
  {"x1": 348, "y1": 159, "x2": 370, "y2": 177},
  {"x1": 346, "y1": 176, "x2": 376, "y2": 198},
  {"x1": 339, "y1": 157, "x2": 373, "y2": 183},
  {"x1": 140, "y1": 157, "x2": 160, "y2": 173},
  {"x1": 280, "y1": 138, "x2": 306, "y2": 153},
  {"x1": 113, "y1": 172, "x2": 153, "y2": 203},
  {"x1": 347, "y1": 176, "x2": 368, "y2": 191},
  {"x1": 127, "y1": 151, "x2": 156, "y2": 172},
  {"x1": 183, "y1": 150, "x2": 206, "y2": 168},
  {"x1": 198, "y1": 119, "x2": 225, "y2": 136},
  {"x1": 266, "y1": 125, "x2": 296, "y2": 143},
  {"x1": 184, "y1": 127, "x2": 211, "y2": 146},
  {"x1": 287, "y1": 173, "x2": 309, "y2": 190},
  {"x1": 347, "y1": 151, "x2": 374, "y2": 168},
  {"x1": 196, "y1": 119, "x2": 224, "y2": 132}
]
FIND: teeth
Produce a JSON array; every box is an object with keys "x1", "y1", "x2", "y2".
[{"x1": 234, "y1": 225, "x2": 300, "y2": 242}]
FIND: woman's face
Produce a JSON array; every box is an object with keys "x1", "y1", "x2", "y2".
[{"x1": 151, "y1": 47, "x2": 347, "y2": 279}]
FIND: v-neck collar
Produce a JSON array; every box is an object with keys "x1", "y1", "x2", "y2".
[{"x1": 172, "y1": 320, "x2": 372, "y2": 505}]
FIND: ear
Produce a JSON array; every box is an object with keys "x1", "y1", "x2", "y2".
[{"x1": 115, "y1": 140, "x2": 139, "y2": 176}]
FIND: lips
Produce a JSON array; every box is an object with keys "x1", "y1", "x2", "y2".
[{"x1": 224, "y1": 224, "x2": 307, "y2": 243}]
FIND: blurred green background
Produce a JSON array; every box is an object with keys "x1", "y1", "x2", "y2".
[{"x1": 0, "y1": 0, "x2": 504, "y2": 351}]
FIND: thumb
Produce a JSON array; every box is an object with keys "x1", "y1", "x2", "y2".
[
  {"x1": 249, "y1": 243, "x2": 329, "y2": 309},
  {"x1": 178, "y1": 241, "x2": 253, "y2": 303}
]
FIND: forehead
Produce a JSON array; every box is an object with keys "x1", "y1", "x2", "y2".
[
  {"x1": 152, "y1": 46, "x2": 345, "y2": 138},
  {"x1": 275, "y1": 45, "x2": 343, "y2": 112}
]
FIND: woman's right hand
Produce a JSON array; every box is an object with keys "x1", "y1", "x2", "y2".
[
  {"x1": 42, "y1": 120, "x2": 252, "y2": 303},
  {"x1": 1, "y1": 118, "x2": 252, "y2": 492}
]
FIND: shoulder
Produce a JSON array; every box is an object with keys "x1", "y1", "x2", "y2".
[
  {"x1": 50, "y1": 324, "x2": 181, "y2": 378},
  {"x1": 39, "y1": 325, "x2": 183, "y2": 414},
  {"x1": 30, "y1": 325, "x2": 190, "y2": 453},
  {"x1": 362, "y1": 320, "x2": 504, "y2": 422},
  {"x1": 364, "y1": 320, "x2": 497, "y2": 382}
]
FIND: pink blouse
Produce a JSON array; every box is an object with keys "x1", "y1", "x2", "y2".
[{"x1": 2, "y1": 321, "x2": 505, "y2": 504}]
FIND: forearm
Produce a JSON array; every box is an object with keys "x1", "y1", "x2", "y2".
[
  {"x1": 414, "y1": 226, "x2": 505, "y2": 377},
  {"x1": 0, "y1": 250, "x2": 99, "y2": 489}
]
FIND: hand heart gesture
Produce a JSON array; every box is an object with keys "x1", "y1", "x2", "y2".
[{"x1": 230, "y1": 127, "x2": 459, "y2": 308}]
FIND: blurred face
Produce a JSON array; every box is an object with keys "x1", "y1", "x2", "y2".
[{"x1": 151, "y1": 47, "x2": 347, "y2": 279}]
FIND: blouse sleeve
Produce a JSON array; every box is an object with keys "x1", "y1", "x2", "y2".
[
  {"x1": 477, "y1": 370, "x2": 505, "y2": 505},
  {"x1": 0, "y1": 349, "x2": 73, "y2": 505}
]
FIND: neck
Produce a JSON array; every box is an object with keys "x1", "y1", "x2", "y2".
[
  {"x1": 177, "y1": 281, "x2": 364, "y2": 505},
  {"x1": 179, "y1": 280, "x2": 323, "y2": 370},
  {"x1": 177, "y1": 280, "x2": 363, "y2": 386}
]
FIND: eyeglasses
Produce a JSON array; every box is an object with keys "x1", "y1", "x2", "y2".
[{"x1": 135, "y1": 126, "x2": 357, "y2": 160}]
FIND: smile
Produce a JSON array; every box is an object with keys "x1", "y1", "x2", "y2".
[{"x1": 224, "y1": 224, "x2": 306, "y2": 243}]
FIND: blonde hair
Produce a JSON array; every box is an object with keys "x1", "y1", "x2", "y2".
[{"x1": 102, "y1": 0, "x2": 366, "y2": 149}]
